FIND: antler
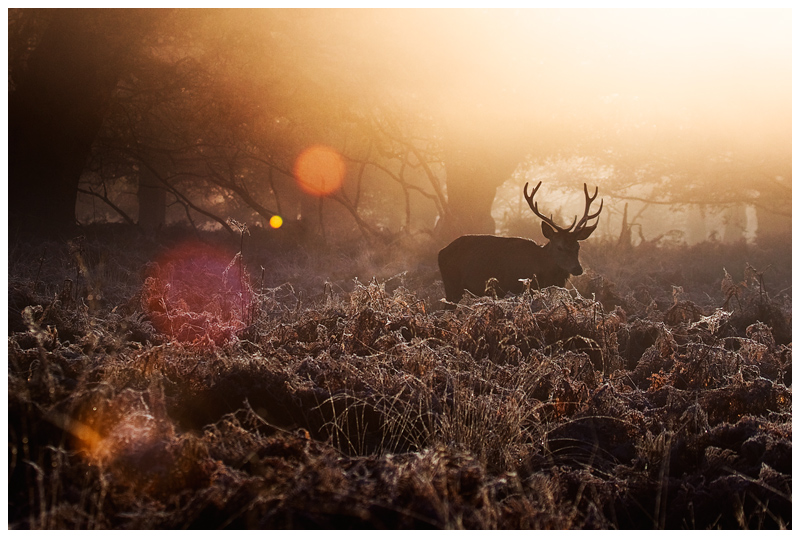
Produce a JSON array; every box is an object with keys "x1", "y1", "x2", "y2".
[
  {"x1": 523, "y1": 181, "x2": 603, "y2": 233},
  {"x1": 574, "y1": 183, "x2": 604, "y2": 233},
  {"x1": 524, "y1": 181, "x2": 576, "y2": 232}
]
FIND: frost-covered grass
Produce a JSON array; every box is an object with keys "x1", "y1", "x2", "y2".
[{"x1": 8, "y1": 226, "x2": 792, "y2": 529}]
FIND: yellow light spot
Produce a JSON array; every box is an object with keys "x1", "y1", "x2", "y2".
[
  {"x1": 269, "y1": 215, "x2": 284, "y2": 229},
  {"x1": 293, "y1": 145, "x2": 346, "y2": 196}
]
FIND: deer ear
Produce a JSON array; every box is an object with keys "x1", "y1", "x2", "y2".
[
  {"x1": 541, "y1": 221, "x2": 556, "y2": 239},
  {"x1": 574, "y1": 224, "x2": 597, "y2": 241}
]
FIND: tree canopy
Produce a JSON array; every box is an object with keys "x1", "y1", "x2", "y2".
[{"x1": 8, "y1": 8, "x2": 791, "y2": 242}]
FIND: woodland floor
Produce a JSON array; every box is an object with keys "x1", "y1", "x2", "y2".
[{"x1": 7, "y1": 226, "x2": 792, "y2": 529}]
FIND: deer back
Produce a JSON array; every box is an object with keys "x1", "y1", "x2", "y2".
[{"x1": 438, "y1": 235, "x2": 569, "y2": 302}]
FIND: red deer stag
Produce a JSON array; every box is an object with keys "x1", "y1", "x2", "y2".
[{"x1": 438, "y1": 182, "x2": 603, "y2": 306}]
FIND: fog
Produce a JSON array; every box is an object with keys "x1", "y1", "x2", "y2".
[
  {"x1": 321, "y1": 9, "x2": 791, "y2": 243},
  {"x1": 13, "y1": 8, "x2": 786, "y2": 243},
  {"x1": 9, "y1": 11, "x2": 796, "y2": 531},
  {"x1": 371, "y1": 9, "x2": 789, "y2": 140}
]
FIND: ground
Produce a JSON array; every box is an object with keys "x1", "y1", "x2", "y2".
[{"x1": 7, "y1": 226, "x2": 792, "y2": 529}]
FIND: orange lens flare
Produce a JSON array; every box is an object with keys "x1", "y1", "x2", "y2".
[
  {"x1": 293, "y1": 145, "x2": 346, "y2": 196},
  {"x1": 269, "y1": 215, "x2": 284, "y2": 229}
]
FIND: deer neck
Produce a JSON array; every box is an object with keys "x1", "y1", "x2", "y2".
[{"x1": 539, "y1": 241, "x2": 571, "y2": 285}]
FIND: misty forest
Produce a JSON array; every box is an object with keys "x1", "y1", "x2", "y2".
[{"x1": 7, "y1": 9, "x2": 791, "y2": 529}]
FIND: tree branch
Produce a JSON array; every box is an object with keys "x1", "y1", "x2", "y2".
[{"x1": 77, "y1": 186, "x2": 136, "y2": 225}]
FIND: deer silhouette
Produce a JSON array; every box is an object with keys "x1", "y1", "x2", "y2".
[{"x1": 438, "y1": 182, "x2": 603, "y2": 306}]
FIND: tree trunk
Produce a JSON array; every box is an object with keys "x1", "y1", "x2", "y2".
[
  {"x1": 137, "y1": 166, "x2": 167, "y2": 231},
  {"x1": 722, "y1": 204, "x2": 747, "y2": 244},
  {"x1": 436, "y1": 142, "x2": 522, "y2": 244},
  {"x1": 616, "y1": 203, "x2": 633, "y2": 251},
  {"x1": 8, "y1": 10, "x2": 153, "y2": 237}
]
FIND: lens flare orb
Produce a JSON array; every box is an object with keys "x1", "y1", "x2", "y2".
[{"x1": 293, "y1": 145, "x2": 346, "y2": 196}]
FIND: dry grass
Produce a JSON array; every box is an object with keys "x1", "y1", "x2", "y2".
[{"x1": 7, "y1": 226, "x2": 792, "y2": 529}]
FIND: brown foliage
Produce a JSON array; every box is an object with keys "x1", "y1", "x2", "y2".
[{"x1": 7, "y1": 229, "x2": 792, "y2": 529}]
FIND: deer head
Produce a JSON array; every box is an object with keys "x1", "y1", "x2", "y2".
[{"x1": 524, "y1": 181, "x2": 603, "y2": 276}]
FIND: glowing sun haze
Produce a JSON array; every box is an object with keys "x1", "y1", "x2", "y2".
[
  {"x1": 265, "y1": 8, "x2": 789, "y2": 232},
  {"x1": 313, "y1": 8, "x2": 789, "y2": 158}
]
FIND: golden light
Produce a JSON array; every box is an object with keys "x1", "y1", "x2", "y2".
[
  {"x1": 345, "y1": 10, "x2": 789, "y2": 162},
  {"x1": 269, "y1": 215, "x2": 283, "y2": 229},
  {"x1": 293, "y1": 145, "x2": 346, "y2": 196}
]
